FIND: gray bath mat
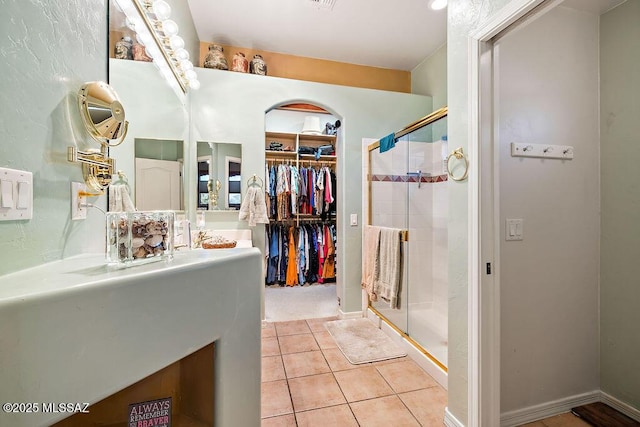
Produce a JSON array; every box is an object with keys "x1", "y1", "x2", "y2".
[{"x1": 325, "y1": 318, "x2": 407, "y2": 364}]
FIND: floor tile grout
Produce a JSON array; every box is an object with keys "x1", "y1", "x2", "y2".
[{"x1": 262, "y1": 318, "x2": 442, "y2": 426}]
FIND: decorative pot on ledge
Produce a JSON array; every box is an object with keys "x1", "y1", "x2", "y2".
[
  {"x1": 231, "y1": 52, "x2": 248, "y2": 72},
  {"x1": 203, "y1": 44, "x2": 229, "y2": 70},
  {"x1": 249, "y1": 54, "x2": 267, "y2": 76}
]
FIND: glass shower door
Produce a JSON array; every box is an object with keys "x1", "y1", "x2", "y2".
[
  {"x1": 369, "y1": 136, "x2": 409, "y2": 332},
  {"x1": 367, "y1": 109, "x2": 448, "y2": 369},
  {"x1": 406, "y1": 117, "x2": 448, "y2": 367}
]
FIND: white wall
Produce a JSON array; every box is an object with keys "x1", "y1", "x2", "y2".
[
  {"x1": 0, "y1": 0, "x2": 108, "y2": 276},
  {"x1": 190, "y1": 68, "x2": 432, "y2": 313},
  {"x1": 600, "y1": 0, "x2": 640, "y2": 411},
  {"x1": 496, "y1": 5, "x2": 601, "y2": 413}
]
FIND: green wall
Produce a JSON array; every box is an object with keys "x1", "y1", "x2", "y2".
[
  {"x1": 0, "y1": 0, "x2": 108, "y2": 276},
  {"x1": 447, "y1": 0, "x2": 514, "y2": 423}
]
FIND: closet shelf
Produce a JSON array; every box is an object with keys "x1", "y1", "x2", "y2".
[{"x1": 265, "y1": 150, "x2": 297, "y2": 157}]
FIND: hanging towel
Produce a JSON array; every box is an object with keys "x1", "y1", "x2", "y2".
[
  {"x1": 374, "y1": 227, "x2": 403, "y2": 309},
  {"x1": 239, "y1": 186, "x2": 270, "y2": 227},
  {"x1": 362, "y1": 225, "x2": 381, "y2": 302},
  {"x1": 108, "y1": 184, "x2": 136, "y2": 212},
  {"x1": 379, "y1": 133, "x2": 396, "y2": 153}
]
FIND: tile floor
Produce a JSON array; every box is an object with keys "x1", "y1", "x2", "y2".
[{"x1": 261, "y1": 317, "x2": 447, "y2": 426}]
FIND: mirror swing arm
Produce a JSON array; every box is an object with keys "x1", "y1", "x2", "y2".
[{"x1": 68, "y1": 81, "x2": 129, "y2": 193}]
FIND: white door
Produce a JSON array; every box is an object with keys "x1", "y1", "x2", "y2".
[{"x1": 135, "y1": 158, "x2": 182, "y2": 210}]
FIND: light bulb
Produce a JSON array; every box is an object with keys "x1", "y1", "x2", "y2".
[
  {"x1": 185, "y1": 69, "x2": 197, "y2": 80},
  {"x1": 161, "y1": 19, "x2": 179, "y2": 37},
  {"x1": 136, "y1": 32, "x2": 152, "y2": 47},
  {"x1": 152, "y1": 0, "x2": 171, "y2": 20},
  {"x1": 429, "y1": 0, "x2": 447, "y2": 10},
  {"x1": 188, "y1": 79, "x2": 201, "y2": 90},
  {"x1": 169, "y1": 35, "x2": 184, "y2": 50},
  {"x1": 174, "y1": 48, "x2": 189, "y2": 61},
  {"x1": 180, "y1": 60, "x2": 194, "y2": 71}
]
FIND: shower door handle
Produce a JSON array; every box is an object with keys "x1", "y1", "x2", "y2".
[{"x1": 406, "y1": 170, "x2": 423, "y2": 188}]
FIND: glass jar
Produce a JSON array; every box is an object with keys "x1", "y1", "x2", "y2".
[{"x1": 106, "y1": 211, "x2": 175, "y2": 265}]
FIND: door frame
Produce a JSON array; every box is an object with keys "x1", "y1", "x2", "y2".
[{"x1": 467, "y1": 1, "x2": 559, "y2": 426}]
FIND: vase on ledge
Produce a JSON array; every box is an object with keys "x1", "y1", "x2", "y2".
[
  {"x1": 203, "y1": 44, "x2": 229, "y2": 70},
  {"x1": 249, "y1": 54, "x2": 267, "y2": 76}
]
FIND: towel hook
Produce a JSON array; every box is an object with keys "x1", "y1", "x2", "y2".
[{"x1": 446, "y1": 147, "x2": 469, "y2": 182}]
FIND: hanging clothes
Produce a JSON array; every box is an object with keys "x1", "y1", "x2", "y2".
[
  {"x1": 264, "y1": 223, "x2": 337, "y2": 286},
  {"x1": 322, "y1": 225, "x2": 336, "y2": 279}
]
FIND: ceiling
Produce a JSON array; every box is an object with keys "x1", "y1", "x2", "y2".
[{"x1": 186, "y1": 0, "x2": 448, "y2": 71}]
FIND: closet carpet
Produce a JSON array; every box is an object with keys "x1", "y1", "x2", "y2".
[{"x1": 264, "y1": 284, "x2": 339, "y2": 322}]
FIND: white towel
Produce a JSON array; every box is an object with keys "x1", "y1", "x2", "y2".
[
  {"x1": 239, "y1": 186, "x2": 269, "y2": 227},
  {"x1": 362, "y1": 225, "x2": 381, "y2": 302},
  {"x1": 108, "y1": 184, "x2": 136, "y2": 212},
  {"x1": 374, "y1": 227, "x2": 403, "y2": 309}
]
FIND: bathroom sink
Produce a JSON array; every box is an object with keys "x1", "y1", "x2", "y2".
[{"x1": 0, "y1": 249, "x2": 262, "y2": 427}]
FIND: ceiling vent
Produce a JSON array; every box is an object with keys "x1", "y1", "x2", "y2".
[{"x1": 307, "y1": 0, "x2": 337, "y2": 10}]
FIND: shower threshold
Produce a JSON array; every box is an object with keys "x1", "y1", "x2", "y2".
[{"x1": 367, "y1": 307, "x2": 448, "y2": 389}]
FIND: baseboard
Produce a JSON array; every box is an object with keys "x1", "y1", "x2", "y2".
[
  {"x1": 444, "y1": 407, "x2": 465, "y2": 427},
  {"x1": 600, "y1": 391, "x2": 640, "y2": 422},
  {"x1": 339, "y1": 309, "x2": 364, "y2": 320},
  {"x1": 442, "y1": 390, "x2": 638, "y2": 427},
  {"x1": 500, "y1": 390, "x2": 600, "y2": 427}
]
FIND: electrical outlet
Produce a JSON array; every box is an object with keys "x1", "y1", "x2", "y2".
[{"x1": 71, "y1": 182, "x2": 87, "y2": 220}]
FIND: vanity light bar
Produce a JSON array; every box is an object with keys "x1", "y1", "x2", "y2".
[{"x1": 114, "y1": 0, "x2": 199, "y2": 94}]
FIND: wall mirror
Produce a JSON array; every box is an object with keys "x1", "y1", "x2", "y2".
[
  {"x1": 197, "y1": 142, "x2": 242, "y2": 211},
  {"x1": 107, "y1": 0, "x2": 190, "y2": 213},
  {"x1": 134, "y1": 138, "x2": 184, "y2": 210}
]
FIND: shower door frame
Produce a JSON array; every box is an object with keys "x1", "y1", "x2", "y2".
[{"x1": 366, "y1": 106, "x2": 448, "y2": 373}]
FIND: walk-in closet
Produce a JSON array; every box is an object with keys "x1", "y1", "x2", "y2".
[{"x1": 263, "y1": 105, "x2": 341, "y2": 321}]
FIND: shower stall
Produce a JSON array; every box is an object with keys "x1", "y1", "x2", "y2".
[{"x1": 366, "y1": 107, "x2": 448, "y2": 371}]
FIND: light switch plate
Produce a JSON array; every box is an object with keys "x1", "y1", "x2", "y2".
[
  {"x1": 350, "y1": 213, "x2": 358, "y2": 226},
  {"x1": 0, "y1": 167, "x2": 33, "y2": 221},
  {"x1": 505, "y1": 218, "x2": 523, "y2": 241}
]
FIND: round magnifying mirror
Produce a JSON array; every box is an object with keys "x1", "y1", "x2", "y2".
[{"x1": 78, "y1": 81, "x2": 128, "y2": 147}]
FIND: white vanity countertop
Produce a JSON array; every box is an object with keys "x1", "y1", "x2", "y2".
[
  {"x1": 0, "y1": 248, "x2": 262, "y2": 427},
  {"x1": 0, "y1": 249, "x2": 250, "y2": 304}
]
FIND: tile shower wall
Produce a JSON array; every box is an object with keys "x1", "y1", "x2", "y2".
[
  {"x1": 0, "y1": 0, "x2": 108, "y2": 276},
  {"x1": 369, "y1": 137, "x2": 448, "y2": 347}
]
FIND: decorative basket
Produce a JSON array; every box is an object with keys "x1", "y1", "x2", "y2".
[{"x1": 106, "y1": 211, "x2": 175, "y2": 265}]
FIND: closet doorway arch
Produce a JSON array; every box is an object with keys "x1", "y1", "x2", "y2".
[{"x1": 263, "y1": 100, "x2": 344, "y2": 322}]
